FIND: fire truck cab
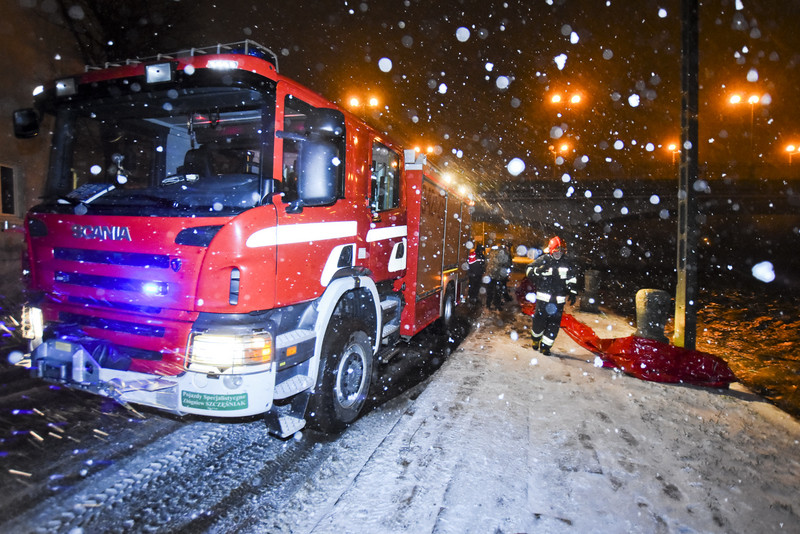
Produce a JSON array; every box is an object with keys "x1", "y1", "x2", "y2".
[{"x1": 14, "y1": 41, "x2": 472, "y2": 437}]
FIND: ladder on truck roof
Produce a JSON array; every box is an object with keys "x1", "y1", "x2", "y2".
[{"x1": 86, "y1": 40, "x2": 279, "y2": 72}]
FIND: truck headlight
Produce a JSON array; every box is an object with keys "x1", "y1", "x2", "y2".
[
  {"x1": 186, "y1": 332, "x2": 272, "y2": 373},
  {"x1": 21, "y1": 306, "x2": 44, "y2": 341}
]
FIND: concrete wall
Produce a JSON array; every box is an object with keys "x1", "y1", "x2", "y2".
[{"x1": 0, "y1": 4, "x2": 82, "y2": 304}]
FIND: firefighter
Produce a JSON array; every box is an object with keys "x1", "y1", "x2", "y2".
[
  {"x1": 467, "y1": 244, "x2": 486, "y2": 304},
  {"x1": 486, "y1": 243, "x2": 511, "y2": 310},
  {"x1": 526, "y1": 236, "x2": 578, "y2": 355}
]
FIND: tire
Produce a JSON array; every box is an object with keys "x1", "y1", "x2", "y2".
[
  {"x1": 306, "y1": 316, "x2": 374, "y2": 433},
  {"x1": 436, "y1": 286, "x2": 456, "y2": 334}
]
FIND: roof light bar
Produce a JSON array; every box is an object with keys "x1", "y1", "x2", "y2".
[{"x1": 207, "y1": 59, "x2": 239, "y2": 70}]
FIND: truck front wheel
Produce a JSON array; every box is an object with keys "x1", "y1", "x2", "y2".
[{"x1": 307, "y1": 317, "x2": 374, "y2": 433}]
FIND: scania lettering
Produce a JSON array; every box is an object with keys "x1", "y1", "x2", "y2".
[
  {"x1": 14, "y1": 41, "x2": 472, "y2": 437},
  {"x1": 72, "y1": 224, "x2": 132, "y2": 241}
]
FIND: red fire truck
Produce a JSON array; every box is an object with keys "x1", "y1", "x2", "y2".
[{"x1": 13, "y1": 41, "x2": 472, "y2": 437}]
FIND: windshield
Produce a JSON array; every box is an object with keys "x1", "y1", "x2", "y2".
[{"x1": 44, "y1": 85, "x2": 276, "y2": 216}]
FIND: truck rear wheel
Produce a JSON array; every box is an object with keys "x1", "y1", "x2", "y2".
[
  {"x1": 442, "y1": 286, "x2": 455, "y2": 327},
  {"x1": 436, "y1": 285, "x2": 456, "y2": 334},
  {"x1": 306, "y1": 317, "x2": 373, "y2": 433}
]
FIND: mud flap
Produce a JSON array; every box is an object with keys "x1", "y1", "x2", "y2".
[{"x1": 264, "y1": 390, "x2": 311, "y2": 438}]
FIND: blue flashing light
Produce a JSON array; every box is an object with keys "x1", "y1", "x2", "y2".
[{"x1": 142, "y1": 281, "x2": 168, "y2": 297}]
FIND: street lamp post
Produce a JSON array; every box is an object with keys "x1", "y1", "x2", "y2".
[
  {"x1": 786, "y1": 144, "x2": 800, "y2": 166},
  {"x1": 674, "y1": 0, "x2": 699, "y2": 350},
  {"x1": 668, "y1": 143, "x2": 680, "y2": 164},
  {"x1": 547, "y1": 91, "x2": 581, "y2": 179},
  {"x1": 548, "y1": 142, "x2": 569, "y2": 179},
  {"x1": 729, "y1": 93, "x2": 762, "y2": 160}
]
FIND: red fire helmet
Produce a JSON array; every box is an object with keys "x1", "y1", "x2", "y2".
[{"x1": 544, "y1": 236, "x2": 566, "y2": 254}]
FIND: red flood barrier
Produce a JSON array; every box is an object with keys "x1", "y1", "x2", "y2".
[{"x1": 520, "y1": 300, "x2": 737, "y2": 388}]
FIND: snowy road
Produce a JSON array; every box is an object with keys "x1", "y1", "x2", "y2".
[
  {"x1": 257, "y1": 308, "x2": 800, "y2": 534},
  {"x1": 0, "y1": 319, "x2": 456, "y2": 533},
  {"x1": 2, "y1": 306, "x2": 800, "y2": 533}
]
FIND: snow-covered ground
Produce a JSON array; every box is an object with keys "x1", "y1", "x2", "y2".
[
  {"x1": 258, "y1": 307, "x2": 800, "y2": 534},
  {"x1": 3, "y1": 305, "x2": 799, "y2": 533}
]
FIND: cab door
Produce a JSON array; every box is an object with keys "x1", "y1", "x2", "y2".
[
  {"x1": 366, "y1": 141, "x2": 407, "y2": 282},
  {"x1": 270, "y1": 88, "x2": 356, "y2": 305}
]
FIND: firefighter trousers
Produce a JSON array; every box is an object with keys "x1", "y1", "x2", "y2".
[{"x1": 531, "y1": 300, "x2": 565, "y2": 349}]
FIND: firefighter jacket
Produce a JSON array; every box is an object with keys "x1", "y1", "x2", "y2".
[
  {"x1": 486, "y1": 246, "x2": 511, "y2": 280},
  {"x1": 467, "y1": 249, "x2": 486, "y2": 279},
  {"x1": 526, "y1": 253, "x2": 578, "y2": 304}
]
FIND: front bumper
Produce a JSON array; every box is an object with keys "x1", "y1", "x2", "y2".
[{"x1": 29, "y1": 338, "x2": 277, "y2": 417}]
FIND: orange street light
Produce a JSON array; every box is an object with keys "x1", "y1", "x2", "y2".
[
  {"x1": 728, "y1": 92, "x2": 763, "y2": 109},
  {"x1": 347, "y1": 95, "x2": 380, "y2": 113},
  {"x1": 667, "y1": 143, "x2": 680, "y2": 163},
  {"x1": 549, "y1": 92, "x2": 583, "y2": 107},
  {"x1": 786, "y1": 144, "x2": 800, "y2": 165},
  {"x1": 548, "y1": 142, "x2": 570, "y2": 154}
]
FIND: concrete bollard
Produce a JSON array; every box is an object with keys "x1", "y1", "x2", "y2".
[
  {"x1": 580, "y1": 269, "x2": 600, "y2": 313},
  {"x1": 634, "y1": 288, "x2": 671, "y2": 343}
]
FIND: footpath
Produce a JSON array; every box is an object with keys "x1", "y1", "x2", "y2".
[{"x1": 272, "y1": 304, "x2": 800, "y2": 534}]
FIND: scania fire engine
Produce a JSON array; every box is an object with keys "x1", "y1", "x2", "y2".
[{"x1": 13, "y1": 41, "x2": 472, "y2": 437}]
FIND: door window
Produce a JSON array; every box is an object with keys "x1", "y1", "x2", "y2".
[{"x1": 370, "y1": 143, "x2": 400, "y2": 212}]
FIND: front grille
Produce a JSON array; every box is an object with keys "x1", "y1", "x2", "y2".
[
  {"x1": 59, "y1": 311, "x2": 166, "y2": 337},
  {"x1": 107, "y1": 343, "x2": 163, "y2": 361},
  {"x1": 68, "y1": 296, "x2": 162, "y2": 315},
  {"x1": 55, "y1": 248, "x2": 171, "y2": 268},
  {"x1": 55, "y1": 271, "x2": 168, "y2": 296}
]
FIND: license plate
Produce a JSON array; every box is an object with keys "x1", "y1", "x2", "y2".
[{"x1": 181, "y1": 390, "x2": 248, "y2": 411}]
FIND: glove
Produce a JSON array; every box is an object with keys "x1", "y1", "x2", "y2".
[{"x1": 568, "y1": 294, "x2": 577, "y2": 306}]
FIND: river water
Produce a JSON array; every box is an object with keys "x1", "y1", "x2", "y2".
[{"x1": 596, "y1": 271, "x2": 800, "y2": 419}]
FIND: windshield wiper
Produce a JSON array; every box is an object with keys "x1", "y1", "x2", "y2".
[
  {"x1": 57, "y1": 184, "x2": 117, "y2": 206},
  {"x1": 56, "y1": 195, "x2": 79, "y2": 206}
]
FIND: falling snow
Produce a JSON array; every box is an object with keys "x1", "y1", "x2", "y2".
[{"x1": 506, "y1": 157, "x2": 526, "y2": 176}]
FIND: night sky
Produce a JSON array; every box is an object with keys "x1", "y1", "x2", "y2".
[
  {"x1": 31, "y1": 0, "x2": 800, "y2": 193},
  {"x1": 162, "y1": 0, "x2": 799, "y2": 192}
]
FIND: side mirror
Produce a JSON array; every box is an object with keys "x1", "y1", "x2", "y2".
[
  {"x1": 296, "y1": 139, "x2": 339, "y2": 206},
  {"x1": 296, "y1": 108, "x2": 345, "y2": 207},
  {"x1": 13, "y1": 108, "x2": 40, "y2": 139}
]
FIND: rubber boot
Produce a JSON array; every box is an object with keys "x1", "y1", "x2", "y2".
[
  {"x1": 532, "y1": 336, "x2": 542, "y2": 352},
  {"x1": 541, "y1": 344, "x2": 552, "y2": 356}
]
